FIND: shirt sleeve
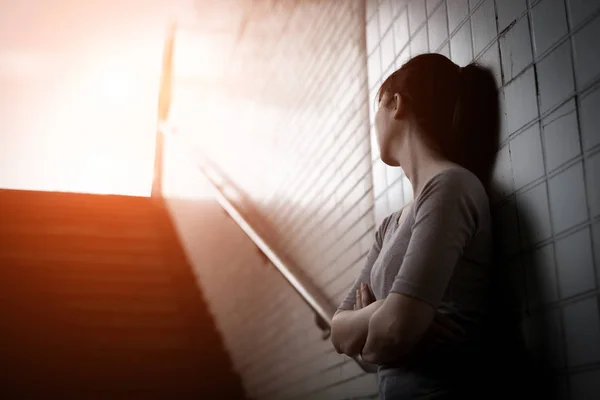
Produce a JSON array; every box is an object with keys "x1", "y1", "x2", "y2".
[
  {"x1": 389, "y1": 170, "x2": 483, "y2": 308},
  {"x1": 337, "y1": 214, "x2": 392, "y2": 311}
]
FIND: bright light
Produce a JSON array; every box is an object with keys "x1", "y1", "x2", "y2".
[
  {"x1": 0, "y1": 0, "x2": 173, "y2": 197},
  {"x1": 84, "y1": 61, "x2": 141, "y2": 107},
  {"x1": 70, "y1": 58, "x2": 146, "y2": 117}
]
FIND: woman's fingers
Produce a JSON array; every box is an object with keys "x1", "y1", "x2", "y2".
[
  {"x1": 361, "y1": 283, "x2": 373, "y2": 305},
  {"x1": 368, "y1": 285, "x2": 376, "y2": 302},
  {"x1": 355, "y1": 289, "x2": 363, "y2": 309},
  {"x1": 356, "y1": 283, "x2": 376, "y2": 310}
]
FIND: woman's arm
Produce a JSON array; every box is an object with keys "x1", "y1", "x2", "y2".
[
  {"x1": 331, "y1": 299, "x2": 384, "y2": 356},
  {"x1": 361, "y1": 293, "x2": 434, "y2": 364},
  {"x1": 362, "y1": 300, "x2": 466, "y2": 364}
]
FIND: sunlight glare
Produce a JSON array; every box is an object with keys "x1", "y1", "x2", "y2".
[{"x1": 80, "y1": 61, "x2": 142, "y2": 109}]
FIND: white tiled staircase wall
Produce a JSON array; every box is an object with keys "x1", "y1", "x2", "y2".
[{"x1": 367, "y1": 0, "x2": 600, "y2": 399}]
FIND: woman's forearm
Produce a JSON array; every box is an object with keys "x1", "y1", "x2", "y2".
[
  {"x1": 362, "y1": 310, "x2": 461, "y2": 365},
  {"x1": 331, "y1": 300, "x2": 384, "y2": 356}
]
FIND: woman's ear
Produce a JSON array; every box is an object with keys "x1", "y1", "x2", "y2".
[{"x1": 392, "y1": 93, "x2": 404, "y2": 119}]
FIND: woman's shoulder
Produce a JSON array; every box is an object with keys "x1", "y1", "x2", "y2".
[
  {"x1": 415, "y1": 166, "x2": 489, "y2": 217},
  {"x1": 422, "y1": 166, "x2": 487, "y2": 199},
  {"x1": 432, "y1": 165, "x2": 482, "y2": 186}
]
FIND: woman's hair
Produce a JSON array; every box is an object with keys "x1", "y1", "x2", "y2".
[{"x1": 377, "y1": 53, "x2": 500, "y2": 191}]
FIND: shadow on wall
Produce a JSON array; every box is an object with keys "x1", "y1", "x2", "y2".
[{"x1": 486, "y1": 186, "x2": 562, "y2": 400}]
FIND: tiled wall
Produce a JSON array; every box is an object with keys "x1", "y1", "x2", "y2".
[
  {"x1": 164, "y1": 0, "x2": 600, "y2": 398},
  {"x1": 367, "y1": 0, "x2": 600, "y2": 398}
]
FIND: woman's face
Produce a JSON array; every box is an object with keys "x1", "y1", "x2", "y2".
[{"x1": 374, "y1": 91, "x2": 403, "y2": 166}]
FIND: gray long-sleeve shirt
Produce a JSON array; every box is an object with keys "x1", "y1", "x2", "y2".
[{"x1": 338, "y1": 167, "x2": 493, "y2": 393}]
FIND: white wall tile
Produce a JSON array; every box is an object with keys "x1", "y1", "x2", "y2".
[
  {"x1": 563, "y1": 296, "x2": 600, "y2": 366},
  {"x1": 537, "y1": 41, "x2": 575, "y2": 114},
  {"x1": 548, "y1": 162, "x2": 589, "y2": 233},
  {"x1": 408, "y1": 0, "x2": 427, "y2": 35},
  {"x1": 497, "y1": 0, "x2": 528, "y2": 32},
  {"x1": 367, "y1": 13, "x2": 380, "y2": 54},
  {"x1": 542, "y1": 100, "x2": 581, "y2": 172},
  {"x1": 526, "y1": 243, "x2": 559, "y2": 306},
  {"x1": 510, "y1": 123, "x2": 545, "y2": 190},
  {"x1": 573, "y1": 14, "x2": 600, "y2": 89},
  {"x1": 426, "y1": 0, "x2": 444, "y2": 16},
  {"x1": 393, "y1": 9, "x2": 410, "y2": 56},
  {"x1": 579, "y1": 87, "x2": 600, "y2": 151},
  {"x1": 478, "y1": 41, "x2": 502, "y2": 87},
  {"x1": 428, "y1": 1, "x2": 449, "y2": 51},
  {"x1": 586, "y1": 151, "x2": 600, "y2": 218},
  {"x1": 500, "y1": 15, "x2": 533, "y2": 83},
  {"x1": 471, "y1": 0, "x2": 497, "y2": 56},
  {"x1": 492, "y1": 143, "x2": 514, "y2": 197},
  {"x1": 531, "y1": 0, "x2": 569, "y2": 56},
  {"x1": 381, "y1": 26, "x2": 396, "y2": 71},
  {"x1": 567, "y1": 0, "x2": 600, "y2": 28},
  {"x1": 450, "y1": 20, "x2": 473, "y2": 66},
  {"x1": 378, "y1": 0, "x2": 394, "y2": 35},
  {"x1": 447, "y1": 0, "x2": 469, "y2": 34},
  {"x1": 518, "y1": 182, "x2": 552, "y2": 246},
  {"x1": 556, "y1": 227, "x2": 595, "y2": 298},
  {"x1": 410, "y1": 25, "x2": 430, "y2": 55},
  {"x1": 504, "y1": 67, "x2": 539, "y2": 134}
]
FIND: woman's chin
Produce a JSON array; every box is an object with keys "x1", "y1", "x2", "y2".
[{"x1": 380, "y1": 154, "x2": 400, "y2": 167}]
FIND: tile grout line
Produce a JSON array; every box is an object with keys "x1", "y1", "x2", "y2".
[{"x1": 564, "y1": 0, "x2": 600, "y2": 294}]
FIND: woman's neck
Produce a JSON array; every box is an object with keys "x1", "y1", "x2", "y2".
[{"x1": 396, "y1": 130, "x2": 453, "y2": 198}]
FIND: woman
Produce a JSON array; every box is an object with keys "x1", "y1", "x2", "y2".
[{"x1": 330, "y1": 53, "x2": 499, "y2": 399}]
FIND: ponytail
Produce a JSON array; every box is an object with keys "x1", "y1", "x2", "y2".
[
  {"x1": 378, "y1": 54, "x2": 500, "y2": 192},
  {"x1": 451, "y1": 64, "x2": 500, "y2": 192}
]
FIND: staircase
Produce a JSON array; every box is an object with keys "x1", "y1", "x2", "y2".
[{"x1": 0, "y1": 189, "x2": 246, "y2": 399}]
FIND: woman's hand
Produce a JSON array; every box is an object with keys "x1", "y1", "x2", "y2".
[
  {"x1": 354, "y1": 283, "x2": 376, "y2": 310},
  {"x1": 331, "y1": 284, "x2": 383, "y2": 357}
]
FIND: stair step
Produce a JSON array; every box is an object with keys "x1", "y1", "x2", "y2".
[
  {"x1": 0, "y1": 269, "x2": 189, "y2": 298},
  {"x1": 0, "y1": 259, "x2": 192, "y2": 281},
  {"x1": 1, "y1": 304, "x2": 219, "y2": 336},
  {"x1": 0, "y1": 252, "x2": 174, "y2": 267},
  {"x1": 0, "y1": 212, "x2": 168, "y2": 229},
  {"x1": 0, "y1": 233, "x2": 177, "y2": 257},
  {"x1": 0, "y1": 223, "x2": 166, "y2": 241},
  {"x1": 1, "y1": 268, "x2": 190, "y2": 287},
  {"x1": 4, "y1": 341, "x2": 234, "y2": 376},
  {"x1": 0, "y1": 189, "x2": 163, "y2": 214}
]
